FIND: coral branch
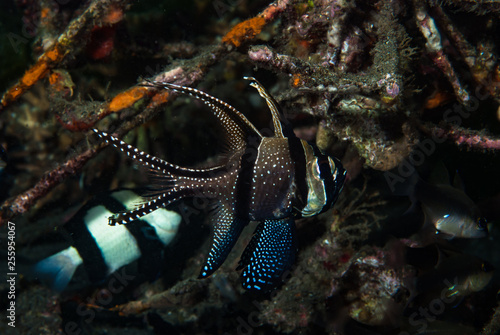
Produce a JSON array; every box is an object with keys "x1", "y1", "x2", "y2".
[
  {"x1": 248, "y1": 45, "x2": 322, "y2": 76},
  {"x1": 111, "y1": 279, "x2": 207, "y2": 316},
  {"x1": 0, "y1": 0, "x2": 133, "y2": 111},
  {"x1": 420, "y1": 124, "x2": 500, "y2": 150},
  {"x1": 430, "y1": 5, "x2": 500, "y2": 99},
  {"x1": 413, "y1": 0, "x2": 470, "y2": 104},
  {"x1": 0, "y1": 147, "x2": 97, "y2": 226},
  {"x1": 221, "y1": 0, "x2": 290, "y2": 48},
  {"x1": 58, "y1": 0, "x2": 292, "y2": 128}
]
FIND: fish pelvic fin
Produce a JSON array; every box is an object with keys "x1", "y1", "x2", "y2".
[{"x1": 237, "y1": 218, "x2": 297, "y2": 292}]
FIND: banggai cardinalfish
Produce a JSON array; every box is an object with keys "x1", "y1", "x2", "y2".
[{"x1": 93, "y1": 77, "x2": 346, "y2": 291}]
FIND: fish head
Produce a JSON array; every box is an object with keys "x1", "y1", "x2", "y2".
[
  {"x1": 300, "y1": 143, "x2": 346, "y2": 217},
  {"x1": 462, "y1": 261, "x2": 494, "y2": 294},
  {"x1": 428, "y1": 201, "x2": 487, "y2": 239},
  {"x1": 462, "y1": 216, "x2": 488, "y2": 238}
]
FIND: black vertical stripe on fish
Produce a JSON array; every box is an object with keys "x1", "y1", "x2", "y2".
[
  {"x1": 122, "y1": 219, "x2": 165, "y2": 278},
  {"x1": 235, "y1": 132, "x2": 262, "y2": 220},
  {"x1": 34, "y1": 190, "x2": 181, "y2": 291},
  {"x1": 64, "y1": 205, "x2": 108, "y2": 283},
  {"x1": 330, "y1": 156, "x2": 346, "y2": 206},
  {"x1": 103, "y1": 192, "x2": 165, "y2": 242},
  {"x1": 287, "y1": 137, "x2": 308, "y2": 212},
  {"x1": 94, "y1": 77, "x2": 346, "y2": 292},
  {"x1": 311, "y1": 145, "x2": 335, "y2": 214}
]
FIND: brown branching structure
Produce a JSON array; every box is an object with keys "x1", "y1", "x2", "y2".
[{"x1": 1, "y1": 0, "x2": 499, "y2": 334}]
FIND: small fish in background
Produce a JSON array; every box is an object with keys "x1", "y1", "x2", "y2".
[
  {"x1": 388, "y1": 163, "x2": 487, "y2": 241},
  {"x1": 414, "y1": 171, "x2": 487, "y2": 239},
  {"x1": 33, "y1": 190, "x2": 181, "y2": 292},
  {"x1": 406, "y1": 245, "x2": 494, "y2": 306}
]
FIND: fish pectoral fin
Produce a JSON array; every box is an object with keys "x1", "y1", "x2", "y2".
[
  {"x1": 237, "y1": 218, "x2": 297, "y2": 292},
  {"x1": 198, "y1": 203, "x2": 247, "y2": 279}
]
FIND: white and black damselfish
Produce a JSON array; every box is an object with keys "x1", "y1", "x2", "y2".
[
  {"x1": 34, "y1": 190, "x2": 181, "y2": 291},
  {"x1": 93, "y1": 77, "x2": 346, "y2": 291}
]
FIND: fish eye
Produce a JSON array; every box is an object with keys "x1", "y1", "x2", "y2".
[
  {"x1": 482, "y1": 262, "x2": 494, "y2": 272},
  {"x1": 477, "y1": 217, "x2": 488, "y2": 231}
]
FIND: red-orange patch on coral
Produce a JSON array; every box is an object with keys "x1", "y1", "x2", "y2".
[
  {"x1": 424, "y1": 91, "x2": 453, "y2": 109},
  {"x1": 222, "y1": 17, "x2": 266, "y2": 47},
  {"x1": 21, "y1": 62, "x2": 49, "y2": 87},
  {"x1": 147, "y1": 90, "x2": 170, "y2": 109},
  {"x1": 109, "y1": 86, "x2": 151, "y2": 112}
]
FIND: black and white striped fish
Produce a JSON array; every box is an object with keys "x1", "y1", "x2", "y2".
[
  {"x1": 34, "y1": 190, "x2": 181, "y2": 291},
  {"x1": 93, "y1": 77, "x2": 346, "y2": 291}
]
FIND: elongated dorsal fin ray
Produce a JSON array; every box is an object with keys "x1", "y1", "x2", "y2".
[
  {"x1": 142, "y1": 80, "x2": 262, "y2": 152},
  {"x1": 244, "y1": 77, "x2": 289, "y2": 139}
]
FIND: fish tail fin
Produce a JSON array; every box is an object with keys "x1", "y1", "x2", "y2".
[
  {"x1": 237, "y1": 218, "x2": 297, "y2": 292},
  {"x1": 33, "y1": 247, "x2": 82, "y2": 292}
]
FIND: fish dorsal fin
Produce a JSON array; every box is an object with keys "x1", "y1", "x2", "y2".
[
  {"x1": 452, "y1": 171, "x2": 466, "y2": 191},
  {"x1": 244, "y1": 77, "x2": 292, "y2": 139},
  {"x1": 143, "y1": 80, "x2": 262, "y2": 152},
  {"x1": 428, "y1": 161, "x2": 450, "y2": 186}
]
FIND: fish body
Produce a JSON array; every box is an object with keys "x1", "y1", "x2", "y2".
[
  {"x1": 411, "y1": 249, "x2": 493, "y2": 303},
  {"x1": 415, "y1": 180, "x2": 487, "y2": 239},
  {"x1": 94, "y1": 77, "x2": 346, "y2": 291},
  {"x1": 34, "y1": 190, "x2": 181, "y2": 291}
]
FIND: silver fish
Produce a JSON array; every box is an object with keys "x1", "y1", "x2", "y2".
[{"x1": 415, "y1": 180, "x2": 487, "y2": 239}]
